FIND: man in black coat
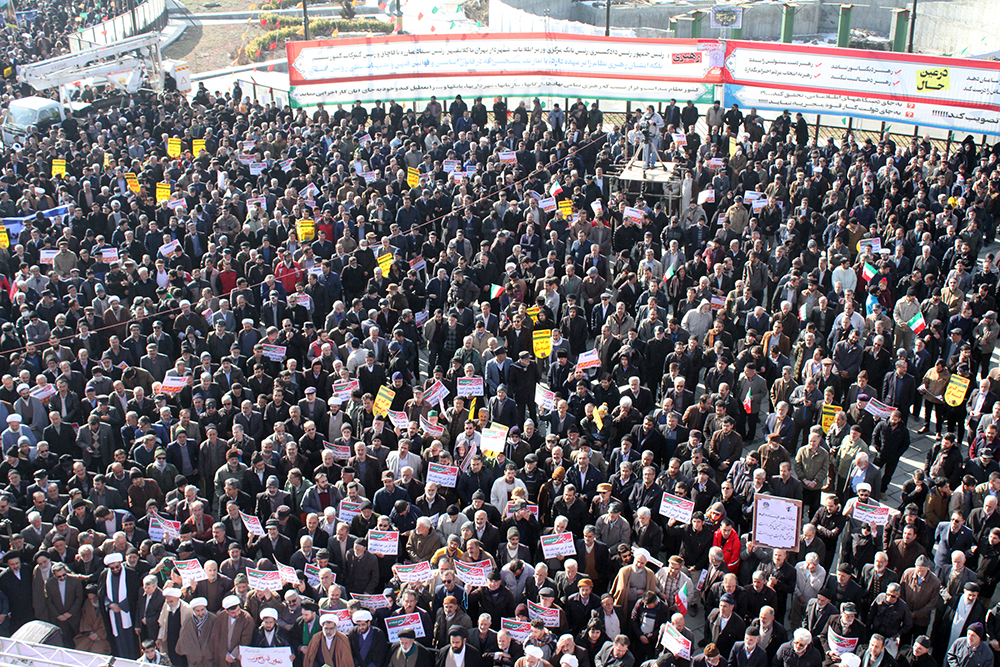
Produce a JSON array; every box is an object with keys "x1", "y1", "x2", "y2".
[
  {"x1": 392, "y1": 629, "x2": 435, "y2": 667},
  {"x1": 98, "y1": 552, "x2": 142, "y2": 658},
  {"x1": 469, "y1": 572, "x2": 516, "y2": 626},
  {"x1": 0, "y1": 551, "x2": 33, "y2": 631},
  {"x1": 507, "y1": 352, "x2": 541, "y2": 425},
  {"x1": 728, "y1": 627, "x2": 768, "y2": 667},
  {"x1": 437, "y1": 626, "x2": 485, "y2": 667},
  {"x1": 349, "y1": 609, "x2": 390, "y2": 667},
  {"x1": 705, "y1": 593, "x2": 745, "y2": 658}
]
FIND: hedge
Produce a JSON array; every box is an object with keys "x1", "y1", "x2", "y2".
[{"x1": 245, "y1": 17, "x2": 393, "y2": 61}]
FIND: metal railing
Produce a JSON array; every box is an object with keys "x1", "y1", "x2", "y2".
[{"x1": 68, "y1": 0, "x2": 168, "y2": 52}]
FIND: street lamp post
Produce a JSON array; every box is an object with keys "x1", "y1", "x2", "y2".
[
  {"x1": 303, "y1": 0, "x2": 311, "y2": 40},
  {"x1": 605, "y1": 0, "x2": 611, "y2": 36}
]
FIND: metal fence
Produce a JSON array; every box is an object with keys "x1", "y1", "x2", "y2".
[{"x1": 67, "y1": 0, "x2": 168, "y2": 52}]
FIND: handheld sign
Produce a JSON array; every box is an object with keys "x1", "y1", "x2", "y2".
[
  {"x1": 427, "y1": 462, "x2": 459, "y2": 487},
  {"x1": 659, "y1": 492, "x2": 695, "y2": 524},
  {"x1": 540, "y1": 532, "x2": 576, "y2": 559},
  {"x1": 174, "y1": 559, "x2": 208, "y2": 585},
  {"x1": 366, "y1": 530, "x2": 399, "y2": 555},
  {"x1": 752, "y1": 494, "x2": 802, "y2": 552},
  {"x1": 240, "y1": 511, "x2": 265, "y2": 536}
]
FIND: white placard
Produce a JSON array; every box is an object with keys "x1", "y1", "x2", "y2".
[
  {"x1": 240, "y1": 646, "x2": 293, "y2": 667},
  {"x1": 240, "y1": 511, "x2": 265, "y2": 537},
  {"x1": 527, "y1": 600, "x2": 561, "y2": 627},
  {"x1": 540, "y1": 532, "x2": 576, "y2": 559},
  {"x1": 246, "y1": 568, "x2": 282, "y2": 591},
  {"x1": 852, "y1": 501, "x2": 891, "y2": 526},
  {"x1": 425, "y1": 380, "x2": 449, "y2": 405},
  {"x1": 501, "y1": 618, "x2": 531, "y2": 643},
  {"x1": 395, "y1": 561, "x2": 431, "y2": 583},
  {"x1": 366, "y1": 530, "x2": 399, "y2": 555},
  {"x1": 659, "y1": 492, "x2": 695, "y2": 524},
  {"x1": 457, "y1": 377, "x2": 484, "y2": 397},
  {"x1": 427, "y1": 462, "x2": 459, "y2": 487},
  {"x1": 752, "y1": 494, "x2": 801, "y2": 551},
  {"x1": 387, "y1": 410, "x2": 410, "y2": 430},
  {"x1": 385, "y1": 613, "x2": 426, "y2": 642},
  {"x1": 338, "y1": 500, "x2": 362, "y2": 522},
  {"x1": 454, "y1": 561, "x2": 489, "y2": 586},
  {"x1": 352, "y1": 593, "x2": 392, "y2": 609},
  {"x1": 174, "y1": 559, "x2": 207, "y2": 585},
  {"x1": 661, "y1": 624, "x2": 692, "y2": 660},
  {"x1": 535, "y1": 386, "x2": 555, "y2": 410}
]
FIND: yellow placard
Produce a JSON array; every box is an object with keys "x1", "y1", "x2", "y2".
[
  {"x1": 533, "y1": 329, "x2": 552, "y2": 358},
  {"x1": 916, "y1": 68, "x2": 949, "y2": 92},
  {"x1": 945, "y1": 375, "x2": 971, "y2": 407},
  {"x1": 526, "y1": 306, "x2": 540, "y2": 324},
  {"x1": 377, "y1": 253, "x2": 394, "y2": 276},
  {"x1": 468, "y1": 397, "x2": 476, "y2": 421},
  {"x1": 820, "y1": 404, "x2": 842, "y2": 434},
  {"x1": 3, "y1": 68, "x2": 11, "y2": 78},
  {"x1": 51, "y1": 159, "x2": 66, "y2": 177},
  {"x1": 167, "y1": 137, "x2": 182, "y2": 158},
  {"x1": 407, "y1": 167, "x2": 420, "y2": 188},
  {"x1": 594, "y1": 404, "x2": 606, "y2": 431},
  {"x1": 103, "y1": 152, "x2": 111, "y2": 169},
  {"x1": 192, "y1": 139, "x2": 206, "y2": 156},
  {"x1": 0, "y1": 225, "x2": 9, "y2": 249},
  {"x1": 557, "y1": 200, "x2": 572, "y2": 217},
  {"x1": 156, "y1": 182, "x2": 171, "y2": 202},
  {"x1": 125, "y1": 172, "x2": 140, "y2": 193},
  {"x1": 296, "y1": 219, "x2": 315, "y2": 242},
  {"x1": 373, "y1": 385, "x2": 395, "y2": 417}
]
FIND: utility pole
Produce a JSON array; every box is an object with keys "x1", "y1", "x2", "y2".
[
  {"x1": 605, "y1": 0, "x2": 611, "y2": 36},
  {"x1": 303, "y1": 0, "x2": 311, "y2": 40},
  {"x1": 907, "y1": 0, "x2": 917, "y2": 52}
]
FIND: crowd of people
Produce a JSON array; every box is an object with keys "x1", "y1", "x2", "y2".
[{"x1": 0, "y1": 8, "x2": 999, "y2": 667}]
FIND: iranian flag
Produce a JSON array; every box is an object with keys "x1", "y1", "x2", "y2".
[
  {"x1": 743, "y1": 387, "x2": 753, "y2": 414},
  {"x1": 908, "y1": 311, "x2": 926, "y2": 334},
  {"x1": 663, "y1": 264, "x2": 676, "y2": 282},
  {"x1": 550, "y1": 181, "x2": 563, "y2": 196},
  {"x1": 861, "y1": 263, "x2": 877, "y2": 281},
  {"x1": 675, "y1": 582, "x2": 689, "y2": 615},
  {"x1": 490, "y1": 284, "x2": 505, "y2": 299}
]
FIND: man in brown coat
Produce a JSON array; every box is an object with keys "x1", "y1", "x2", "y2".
[
  {"x1": 45, "y1": 562, "x2": 85, "y2": 645},
  {"x1": 303, "y1": 614, "x2": 354, "y2": 667},
  {"x1": 212, "y1": 594, "x2": 255, "y2": 666},
  {"x1": 175, "y1": 597, "x2": 217, "y2": 667},
  {"x1": 900, "y1": 555, "x2": 940, "y2": 642}
]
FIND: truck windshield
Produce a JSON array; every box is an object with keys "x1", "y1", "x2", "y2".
[{"x1": 3, "y1": 105, "x2": 38, "y2": 129}]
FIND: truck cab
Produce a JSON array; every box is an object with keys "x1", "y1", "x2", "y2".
[{"x1": 0, "y1": 96, "x2": 91, "y2": 147}]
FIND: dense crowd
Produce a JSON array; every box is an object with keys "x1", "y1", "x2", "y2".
[{"x1": 0, "y1": 11, "x2": 999, "y2": 667}]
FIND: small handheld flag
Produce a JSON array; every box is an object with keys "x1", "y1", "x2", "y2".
[
  {"x1": 743, "y1": 387, "x2": 753, "y2": 414},
  {"x1": 908, "y1": 311, "x2": 926, "y2": 334},
  {"x1": 675, "y1": 582, "x2": 689, "y2": 615},
  {"x1": 490, "y1": 284, "x2": 505, "y2": 299},
  {"x1": 861, "y1": 262, "x2": 877, "y2": 281}
]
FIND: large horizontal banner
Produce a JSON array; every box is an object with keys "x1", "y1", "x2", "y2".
[
  {"x1": 723, "y1": 40, "x2": 1000, "y2": 135},
  {"x1": 286, "y1": 33, "x2": 722, "y2": 107}
]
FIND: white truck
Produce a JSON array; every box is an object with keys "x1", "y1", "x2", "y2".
[{"x1": 1, "y1": 33, "x2": 188, "y2": 148}]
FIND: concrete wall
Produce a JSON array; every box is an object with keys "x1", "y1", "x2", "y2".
[
  {"x1": 910, "y1": 0, "x2": 1000, "y2": 56},
  {"x1": 494, "y1": 0, "x2": 1000, "y2": 57},
  {"x1": 568, "y1": 1, "x2": 821, "y2": 40}
]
